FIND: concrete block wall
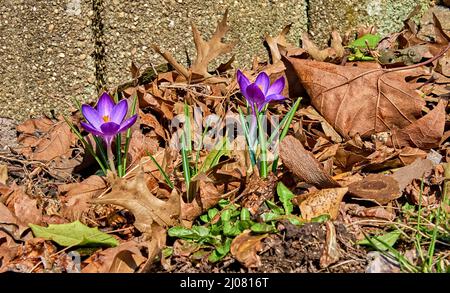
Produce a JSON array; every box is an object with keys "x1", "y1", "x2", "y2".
[
  {"x1": 0, "y1": 0, "x2": 435, "y2": 121},
  {"x1": 0, "y1": 0, "x2": 96, "y2": 120},
  {"x1": 102, "y1": 0, "x2": 308, "y2": 86}
]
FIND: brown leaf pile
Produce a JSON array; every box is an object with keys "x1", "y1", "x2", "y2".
[{"x1": 1, "y1": 7, "x2": 449, "y2": 273}]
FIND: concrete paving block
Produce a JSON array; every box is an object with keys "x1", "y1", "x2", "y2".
[{"x1": 0, "y1": 0, "x2": 97, "y2": 121}]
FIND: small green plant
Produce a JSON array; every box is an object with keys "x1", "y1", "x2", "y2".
[
  {"x1": 167, "y1": 182, "x2": 332, "y2": 263},
  {"x1": 347, "y1": 33, "x2": 380, "y2": 61},
  {"x1": 168, "y1": 199, "x2": 274, "y2": 262}
]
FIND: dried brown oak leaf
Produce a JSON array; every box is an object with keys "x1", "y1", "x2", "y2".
[
  {"x1": 93, "y1": 171, "x2": 180, "y2": 236},
  {"x1": 280, "y1": 136, "x2": 340, "y2": 188},
  {"x1": 265, "y1": 24, "x2": 295, "y2": 63},
  {"x1": 300, "y1": 187, "x2": 348, "y2": 221},
  {"x1": 17, "y1": 119, "x2": 76, "y2": 162},
  {"x1": 59, "y1": 175, "x2": 107, "y2": 221},
  {"x1": 153, "y1": 10, "x2": 235, "y2": 81},
  {"x1": 389, "y1": 100, "x2": 446, "y2": 150},
  {"x1": 190, "y1": 9, "x2": 236, "y2": 78},
  {"x1": 287, "y1": 58, "x2": 425, "y2": 139},
  {"x1": 230, "y1": 230, "x2": 268, "y2": 268},
  {"x1": 302, "y1": 31, "x2": 345, "y2": 63},
  {"x1": 82, "y1": 241, "x2": 146, "y2": 273}
]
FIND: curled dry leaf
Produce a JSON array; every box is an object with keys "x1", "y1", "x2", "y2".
[
  {"x1": 389, "y1": 100, "x2": 446, "y2": 149},
  {"x1": 230, "y1": 230, "x2": 268, "y2": 268},
  {"x1": 59, "y1": 175, "x2": 107, "y2": 221},
  {"x1": 319, "y1": 222, "x2": 340, "y2": 268},
  {"x1": 139, "y1": 109, "x2": 167, "y2": 140},
  {"x1": 300, "y1": 187, "x2": 348, "y2": 221},
  {"x1": 300, "y1": 106, "x2": 342, "y2": 143},
  {"x1": 0, "y1": 230, "x2": 19, "y2": 271},
  {"x1": 181, "y1": 175, "x2": 222, "y2": 222},
  {"x1": 348, "y1": 158, "x2": 434, "y2": 204},
  {"x1": 347, "y1": 174, "x2": 400, "y2": 204},
  {"x1": 286, "y1": 58, "x2": 425, "y2": 140},
  {"x1": 93, "y1": 170, "x2": 180, "y2": 237},
  {"x1": 139, "y1": 224, "x2": 167, "y2": 272},
  {"x1": 4, "y1": 185, "x2": 42, "y2": 226},
  {"x1": 241, "y1": 173, "x2": 277, "y2": 215},
  {"x1": 280, "y1": 136, "x2": 340, "y2": 188},
  {"x1": 82, "y1": 241, "x2": 146, "y2": 273},
  {"x1": 18, "y1": 120, "x2": 76, "y2": 162}
]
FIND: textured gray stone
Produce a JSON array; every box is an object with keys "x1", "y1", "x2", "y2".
[
  {"x1": 0, "y1": 0, "x2": 96, "y2": 121},
  {"x1": 102, "y1": 0, "x2": 308, "y2": 86},
  {"x1": 308, "y1": 0, "x2": 430, "y2": 46}
]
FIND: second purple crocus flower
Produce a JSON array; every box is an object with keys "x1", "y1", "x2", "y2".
[{"x1": 236, "y1": 70, "x2": 285, "y2": 114}]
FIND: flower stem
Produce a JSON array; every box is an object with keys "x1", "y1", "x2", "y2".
[{"x1": 106, "y1": 141, "x2": 116, "y2": 174}]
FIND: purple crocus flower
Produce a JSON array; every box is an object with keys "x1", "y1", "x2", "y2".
[
  {"x1": 81, "y1": 92, "x2": 137, "y2": 145},
  {"x1": 236, "y1": 70, "x2": 285, "y2": 114}
]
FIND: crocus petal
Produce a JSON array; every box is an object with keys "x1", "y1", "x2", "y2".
[
  {"x1": 110, "y1": 99, "x2": 128, "y2": 124},
  {"x1": 80, "y1": 121, "x2": 104, "y2": 136},
  {"x1": 100, "y1": 122, "x2": 121, "y2": 136},
  {"x1": 254, "y1": 71, "x2": 270, "y2": 94},
  {"x1": 97, "y1": 92, "x2": 114, "y2": 117},
  {"x1": 81, "y1": 105, "x2": 103, "y2": 129},
  {"x1": 236, "y1": 70, "x2": 251, "y2": 97},
  {"x1": 246, "y1": 83, "x2": 267, "y2": 111},
  {"x1": 266, "y1": 76, "x2": 285, "y2": 96},
  {"x1": 266, "y1": 94, "x2": 285, "y2": 103},
  {"x1": 118, "y1": 114, "x2": 138, "y2": 133}
]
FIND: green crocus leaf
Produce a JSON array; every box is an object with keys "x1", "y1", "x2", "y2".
[
  {"x1": 29, "y1": 221, "x2": 118, "y2": 247},
  {"x1": 277, "y1": 182, "x2": 294, "y2": 215}
]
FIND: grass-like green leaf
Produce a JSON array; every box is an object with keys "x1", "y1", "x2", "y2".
[
  {"x1": 29, "y1": 221, "x2": 118, "y2": 247},
  {"x1": 358, "y1": 231, "x2": 401, "y2": 251},
  {"x1": 121, "y1": 94, "x2": 138, "y2": 176},
  {"x1": 238, "y1": 108, "x2": 256, "y2": 166},
  {"x1": 146, "y1": 150, "x2": 174, "y2": 189},
  {"x1": 63, "y1": 116, "x2": 107, "y2": 175}
]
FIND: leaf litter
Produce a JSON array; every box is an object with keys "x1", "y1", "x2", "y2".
[{"x1": 0, "y1": 7, "x2": 449, "y2": 273}]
